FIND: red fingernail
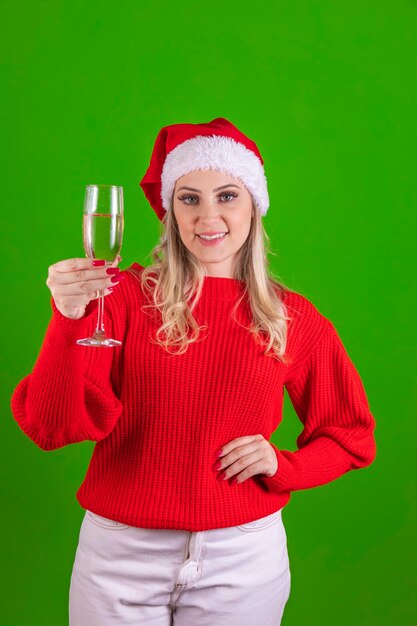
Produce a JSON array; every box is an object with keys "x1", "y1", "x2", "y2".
[
  {"x1": 106, "y1": 268, "x2": 120, "y2": 275},
  {"x1": 110, "y1": 273, "x2": 125, "y2": 282},
  {"x1": 92, "y1": 260, "x2": 106, "y2": 266},
  {"x1": 108, "y1": 285, "x2": 118, "y2": 291}
]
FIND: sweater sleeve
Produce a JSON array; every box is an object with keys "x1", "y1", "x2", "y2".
[
  {"x1": 258, "y1": 319, "x2": 377, "y2": 493},
  {"x1": 10, "y1": 295, "x2": 124, "y2": 451}
]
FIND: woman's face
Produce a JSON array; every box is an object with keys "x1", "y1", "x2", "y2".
[{"x1": 172, "y1": 169, "x2": 254, "y2": 278}]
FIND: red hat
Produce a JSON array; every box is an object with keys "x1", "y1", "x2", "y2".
[{"x1": 139, "y1": 117, "x2": 269, "y2": 222}]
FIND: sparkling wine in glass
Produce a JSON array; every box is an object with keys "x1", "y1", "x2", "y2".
[{"x1": 76, "y1": 184, "x2": 124, "y2": 347}]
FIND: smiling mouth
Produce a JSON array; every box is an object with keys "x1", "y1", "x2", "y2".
[{"x1": 196, "y1": 232, "x2": 229, "y2": 240}]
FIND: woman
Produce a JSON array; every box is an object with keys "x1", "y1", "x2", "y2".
[{"x1": 11, "y1": 117, "x2": 377, "y2": 626}]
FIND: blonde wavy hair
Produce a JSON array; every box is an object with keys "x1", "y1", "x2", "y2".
[{"x1": 128, "y1": 194, "x2": 293, "y2": 363}]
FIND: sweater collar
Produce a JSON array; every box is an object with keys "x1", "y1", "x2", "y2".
[
  {"x1": 201, "y1": 275, "x2": 247, "y2": 301},
  {"x1": 129, "y1": 264, "x2": 247, "y2": 302}
]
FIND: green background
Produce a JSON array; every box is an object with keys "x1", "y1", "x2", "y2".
[{"x1": 2, "y1": 1, "x2": 416, "y2": 624}]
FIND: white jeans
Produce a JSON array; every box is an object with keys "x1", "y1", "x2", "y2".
[{"x1": 69, "y1": 508, "x2": 291, "y2": 625}]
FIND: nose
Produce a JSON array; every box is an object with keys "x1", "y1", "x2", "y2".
[{"x1": 196, "y1": 198, "x2": 224, "y2": 223}]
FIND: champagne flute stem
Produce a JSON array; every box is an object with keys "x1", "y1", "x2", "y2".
[{"x1": 94, "y1": 291, "x2": 106, "y2": 336}]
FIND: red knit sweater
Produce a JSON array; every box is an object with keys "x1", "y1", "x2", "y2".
[{"x1": 10, "y1": 263, "x2": 377, "y2": 532}]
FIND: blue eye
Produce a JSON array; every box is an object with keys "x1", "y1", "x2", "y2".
[{"x1": 181, "y1": 195, "x2": 197, "y2": 204}]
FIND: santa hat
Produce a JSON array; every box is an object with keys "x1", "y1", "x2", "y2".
[{"x1": 139, "y1": 117, "x2": 269, "y2": 222}]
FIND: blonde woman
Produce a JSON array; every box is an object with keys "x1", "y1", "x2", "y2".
[{"x1": 11, "y1": 117, "x2": 377, "y2": 626}]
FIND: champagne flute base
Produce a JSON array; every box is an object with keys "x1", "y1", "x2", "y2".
[{"x1": 76, "y1": 331, "x2": 122, "y2": 347}]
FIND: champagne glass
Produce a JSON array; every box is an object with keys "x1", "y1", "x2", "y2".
[{"x1": 76, "y1": 184, "x2": 124, "y2": 347}]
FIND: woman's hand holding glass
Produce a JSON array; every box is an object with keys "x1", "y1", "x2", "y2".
[{"x1": 46, "y1": 254, "x2": 123, "y2": 321}]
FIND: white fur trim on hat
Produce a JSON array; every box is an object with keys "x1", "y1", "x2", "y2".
[{"x1": 160, "y1": 135, "x2": 269, "y2": 216}]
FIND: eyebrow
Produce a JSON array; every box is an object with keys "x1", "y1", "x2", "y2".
[{"x1": 177, "y1": 184, "x2": 241, "y2": 192}]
